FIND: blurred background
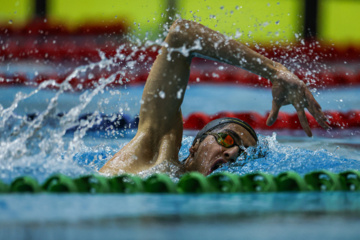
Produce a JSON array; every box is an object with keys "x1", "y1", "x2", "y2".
[
  {"x1": 1, "y1": 0, "x2": 360, "y2": 43},
  {"x1": 0, "y1": 0, "x2": 360, "y2": 91}
]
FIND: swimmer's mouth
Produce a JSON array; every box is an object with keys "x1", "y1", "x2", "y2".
[{"x1": 208, "y1": 159, "x2": 227, "y2": 175}]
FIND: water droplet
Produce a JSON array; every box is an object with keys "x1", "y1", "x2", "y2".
[
  {"x1": 235, "y1": 30, "x2": 243, "y2": 39},
  {"x1": 8, "y1": 20, "x2": 13, "y2": 24},
  {"x1": 275, "y1": 20, "x2": 279, "y2": 25},
  {"x1": 159, "y1": 91, "x2": 165, "y2": 99},
  {"x1": 177, "y1": 89, "x2": 183, "y2": 99},
  {"x1": 212, "y1": 72, "x2": 219, "y2": 78}
]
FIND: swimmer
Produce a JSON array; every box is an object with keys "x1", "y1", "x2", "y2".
[{"x1": 99, "y1": 19, "x2": 330, "y2": 176}]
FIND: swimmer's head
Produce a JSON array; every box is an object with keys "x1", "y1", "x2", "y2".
[
  {"x1": 183, "y1": 117, "x2": 258, "y2": 175},
  {"x1": 191, "y1": 117, "x2": 258, "y2": 146}
]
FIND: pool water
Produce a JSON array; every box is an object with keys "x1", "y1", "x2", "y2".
[
  {"x1": 1, "y1": 193, "x2": 360, "y2": 240},
  {"x1": 1, "y1": 83, "x2": 360, "y2": 239},
  {"x1": 0, "y1": 84, "x2": 359, "y2": 182}
]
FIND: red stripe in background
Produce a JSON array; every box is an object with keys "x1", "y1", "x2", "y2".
[{"x1": 183, "y1": 111, "x2": 360, "y2": 130}]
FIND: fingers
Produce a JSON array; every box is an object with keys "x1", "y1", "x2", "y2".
[
  {"x1": 309, "y1": 107, "x2": 330, "y2": 130},
  {"x1": 266, "y1": 101, "x2": 281, "y2": 126},
  {"x1": 304, "y1": 90, "x2": 331, "y2": 130},
  {"x1": 269, "y1": 77, "x2": 329, "y2": 136},
  {"x1": 295, "y1": 107, "x2": 313, "y2": 137}
]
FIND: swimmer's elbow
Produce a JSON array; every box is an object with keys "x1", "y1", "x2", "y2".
[
  {"x1": 167, "y1": 20, "x2": 185, "y2": 47},
  {"x1": 167, "y1": 19, "x2": 194, "y2": 47},
  {"x1": 170, "y1": 19, "x2": 190, "y2": 30}
]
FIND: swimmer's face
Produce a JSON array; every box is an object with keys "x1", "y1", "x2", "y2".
[{"x1": 184, "y1": 123, "x2": 257, "y2": 176}]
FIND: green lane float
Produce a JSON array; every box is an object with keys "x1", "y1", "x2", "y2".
[
  {"x1": 74, "y1": 175, "x2": 111, "y2": 193},
  {"x1": 275, "y1": 171, "x2": 308, "y2": 191},
  {"x1": 207, "y1": 172, "x2": 242, "y2": 193},
  {"x1": 2, "y1": 170, "x2": 360, "y2": 194},
  {"x1": 339, "y1": 170, "x2": 360, "y2": 191},
  {"x1": 42, "y1": 174, "x2": 78, "y2": 193},
  {"x1": 304, "y1": 170, "x2": 344, "y2": 191},
  {"x1": 108, "y1": 174, "x2": 144, "y2": 193},
  {"x1": 177, "y1": 172, "x2": 212, "y2": 193},
  {"x1": 144, "y1": 173, "x2": 177, "y2": 193},
  {"x1": 240, "y1": 172, "x2": 278, "y2": 192},
  {"x1": 0, "y1": 180, "x2": 9, "y2": 193},
  {"x1": 10, "y1": 176, "x2": 42, "y2": 193}
]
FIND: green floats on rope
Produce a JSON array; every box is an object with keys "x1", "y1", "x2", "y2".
[
  {"x1": 4, "y1": 171, "x2": 360, "y2": 194},
  {"x1": 73, "y1": 175, "x2": 111, "y2": 193},
  {"x1": 177, "y1": 172, "x2": 212, "y2": 193},
  {"x1": 304, "y1": 170, "x2": 344, "y2": 191},
  {"x1": 0, "y1": 180, "x2": 9, "y2": 193},
  {"x1": 42, "y1": 174, "x2": 78, "y2": 193},
  {"x1": 240, "y1": 172, "x2": 277, "y2": 192},
  {"x1": 108, "y1": 174, "x2": 144, "y2": 193},
  {"x1": 144, "y1": 173, "x2": 177, "y2": 193},
  {"x1": 275, "y1": 171, "x2": 308, "y2": 192},
  {"x1": 10, "y1": 176, "x2": 42, "y2": 193},
  {"x1": 207, "y1": 172, "x2": 242, "y2": 193},
  {"x1": 338, "y1": 170, "x2": 360, "y2": 191}
]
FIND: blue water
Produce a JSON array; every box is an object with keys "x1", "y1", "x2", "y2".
[
  {"x1": 1, "y1": 85, "x2": 359, "y2": 182},
  {"x1": 1, "y1": 84, "x2": 360, "y2": 240},
  {"x1": 1, "y1": 193, "x2": 360, "y2": 240},
  {"x1": 1, "y1": 84, "x2": 359, "y2": 117}
]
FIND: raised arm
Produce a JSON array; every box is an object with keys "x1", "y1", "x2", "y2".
[{"x1": 152, "y1": 19, "x2": 329, "y2": 136}]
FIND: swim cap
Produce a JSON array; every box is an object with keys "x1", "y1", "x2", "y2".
[{"x1": 191, "y1": 117, "x2": 258, "y2": 146}]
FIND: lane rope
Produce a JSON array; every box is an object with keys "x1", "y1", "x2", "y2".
[
  {"x1": 1, "y1": 70, "x2": 360, "y2": 88},
  {"x1": 183, "y1": 111, "x2": 360, "y2": 130},
  {"x1": 21, "y1": 111, "x2": 357, "y2": 132},
  {"x1": 1, "y1": 170, "x2": 359, "y2": 194}
]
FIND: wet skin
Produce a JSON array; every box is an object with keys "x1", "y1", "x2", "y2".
[{"x1": 184, "y1": 123, "x2": 257, "y2": 175}]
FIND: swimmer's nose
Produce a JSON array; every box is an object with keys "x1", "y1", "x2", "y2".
[{"x1": 223, "y1": 146, "x2": 240, "y2": 163}]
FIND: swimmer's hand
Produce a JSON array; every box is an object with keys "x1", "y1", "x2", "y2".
[{"x1": 266, "y1": 67, "x2": 330, "y2": 137}]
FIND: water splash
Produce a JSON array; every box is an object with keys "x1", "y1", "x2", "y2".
[{"x1": 212, "y1": 133, "x2": 360, "y2": 176}]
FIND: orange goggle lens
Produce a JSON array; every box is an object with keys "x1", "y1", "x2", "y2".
[
  {"x1": 215, "y1": 133, "x2": 235, "y2": 148},
  {"x1": 222, "y1": 134, "x2": 234, "y2": 147}
]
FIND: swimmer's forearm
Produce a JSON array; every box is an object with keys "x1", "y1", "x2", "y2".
[
  {"x1": 168, "y1": 19, "x2": 285, "y2": 82},
  {"x1": 224, "y1": 39, "x2": 286, "y2": 81}
]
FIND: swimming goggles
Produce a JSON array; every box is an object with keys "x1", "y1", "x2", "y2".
[{"x1": 205, "y1": 132, "x2": 245, "y2": 156}]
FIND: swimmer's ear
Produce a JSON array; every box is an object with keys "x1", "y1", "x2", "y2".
[{"x1": 189, "y1": 139, "x2": 200, "y2": 156}]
